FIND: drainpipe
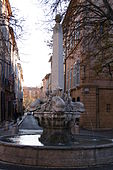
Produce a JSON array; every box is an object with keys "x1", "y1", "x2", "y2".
[
  {"x1": 96, "y1": 87, "x2": 100, "y2": 128},
  {"x1": 64, "y1": 58, "x2": 66, "y2": 93},
  {"x1": 0, "y1": 62, "x2": 3, "y2": 86}
]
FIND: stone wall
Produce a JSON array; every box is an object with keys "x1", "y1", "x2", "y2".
[{"x1": 0, "y1": 141, "x2": 113, "y2": 167}]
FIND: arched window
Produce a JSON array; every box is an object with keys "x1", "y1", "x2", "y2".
[{"x1": 72, "y1": 98, "x2": 75, "y2": 102}]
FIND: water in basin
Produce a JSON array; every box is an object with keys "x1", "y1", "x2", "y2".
[{"x1": 1, "y1": 134, "x2": 112, "y2": 147}]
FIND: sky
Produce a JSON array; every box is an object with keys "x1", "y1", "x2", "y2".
[{"x1": 9, "y1": 0, "x2": 51, "y2": 87}]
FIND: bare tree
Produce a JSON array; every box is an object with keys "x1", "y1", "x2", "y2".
[
  {"x1": 0, "y1": 3, "x2": 24, "y2": 93},
  {"x1": 41, "y1": 0, "x2": 113, "y2": 22},
  {"x1": 66, "y1": 0, "x2": 113, "y2": 76},
  {"x1": 41, "y1": 0, "x2": 113, "y2": 76}
]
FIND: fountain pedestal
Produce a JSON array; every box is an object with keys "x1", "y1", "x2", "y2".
[
  {"x1": 40, "y1": 127, "x2": 71, "y2": 145},
  {"x1": 35, "y1": 111, "x2": 75, "y2": 145}
]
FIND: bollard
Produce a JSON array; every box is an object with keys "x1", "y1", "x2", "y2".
[
  {"x1": 71, "y1": 123, "x2": 80, "y2": 135},
  {"x1": 74, "y1": 124, "x2": 80, "y2": 134},
  {"x1": 11, "y1": 123, "x2": 19, "y2": 135},
  {"x1": 4, "y1": 121, "x2": 9, "y2": 131}
]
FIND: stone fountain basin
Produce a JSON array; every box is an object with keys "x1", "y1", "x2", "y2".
[{"x1": 0, "y1": 134, "x2": 113, "y2": 168}]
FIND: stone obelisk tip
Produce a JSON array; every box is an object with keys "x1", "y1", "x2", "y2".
[{"x1": 55, "y1": 14, "x2": 62, "y2": 23}]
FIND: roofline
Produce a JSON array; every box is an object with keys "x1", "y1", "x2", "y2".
[
  {"x1": 62, "y1": 0, "x2": 76, "y2": 26},
  {"x1": 6, "y1": 0, "x2": 12, "y2": 16}
]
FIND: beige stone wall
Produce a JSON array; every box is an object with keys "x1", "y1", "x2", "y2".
[
  {"x1": 80, "y1": 87, "x2": 97, "y2": 129},
  {"x1": 63, "y1": 0, "x2": 113, "y2": 129},
  {"x1": 71, "y1": 85, "x2": 113, "y2": 129},
  {"x1": 99, "y1": 88, "x2": 113, "y2": 128},
  {"x1": 23, "y1": 87, "x2": 40, "y2": 109}
]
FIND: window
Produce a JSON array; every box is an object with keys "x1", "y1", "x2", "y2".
[
  {"x1": 76, "y1": 30, "x2": 80, "y2": 40},
  {"x1": 73, "y1": 64, "x2": 77, "y2": 87},
  {"x1": 100, "y1": 23, "x2": 104, "y2": 34},
  {"x1": 75, "y1": 21, "x2": 80, "y2": 43},
  {"x1": 72, "y1": 31, "x2": 75, "y2": 47},
  {"x1": 66, "y1": 69, "x2": 69, "y2": 90},
  {"x1": 106, "y1": 104, "x2": 111, "y2": 112},
  {"x1": 69, "y1": 31, "x2": 75, "y2": 49},
  {"x1": 73, "y1": 60, "x2": 80, "y2": 87},
  {"x1": 69, "y1": 68, "x2": 72, "y2": 89},
  {"x1": 76, "y1": 60, "x2": 80, "y2": 86},
  {"x1": 77, "y1": 97, "x2": 80, "y2": 102},
  {"x1": 70, "y1": 33, "x2": 73, "y2": 49},
  {"x1": 72, "y1": 98, "x2": 75, "y2": 102},
  {"x1": 6, "y1": 63, "x2": 8, "y2": 79}
]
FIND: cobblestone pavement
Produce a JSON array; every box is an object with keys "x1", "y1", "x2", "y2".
[{"x1": 0, "y1": 114, "x2": 113, "y2": 170}]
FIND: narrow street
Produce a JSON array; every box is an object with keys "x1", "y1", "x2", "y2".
[{"x1": 19, "y1": 114, "x2": 42, "y2": 130}]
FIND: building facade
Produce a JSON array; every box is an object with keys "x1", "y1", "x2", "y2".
[
  {"x1": 62, "y1": 0, "x2": 113, "y2": 129},
  {"x1": 42, "y1": 73, "x2": 51, "y2": 97},
  {"x1": 0, "y1": 0, "x2": 23, "y2": 122},
  {"x1": 23, "y1": 87, "x2": 40, "y2": 110}
]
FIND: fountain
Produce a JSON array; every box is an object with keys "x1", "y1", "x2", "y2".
[
  {"x1": 0, "y1": 14, "x2": 113, "y2": 168},
  {"x1": 34, "y1": 89, "x2": 85, "y2": 145}
]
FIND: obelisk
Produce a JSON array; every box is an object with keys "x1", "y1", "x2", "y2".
[{"x1": 51, "y1": 14, "x2": 64, "y2": 92}]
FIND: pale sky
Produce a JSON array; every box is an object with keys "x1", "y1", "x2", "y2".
[{"x1": 9, "y1": 0, "x2": 51, "y2": 87}]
